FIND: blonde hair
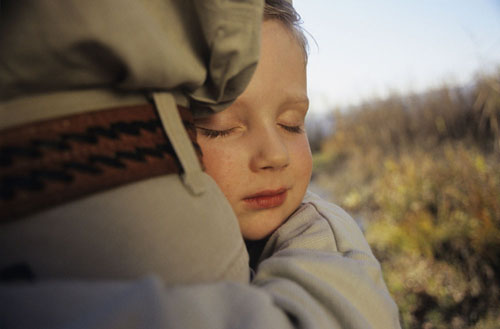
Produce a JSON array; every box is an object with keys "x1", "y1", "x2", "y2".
[{"x1": 264, "y1": 0, "x2": 309, "y2": 62}]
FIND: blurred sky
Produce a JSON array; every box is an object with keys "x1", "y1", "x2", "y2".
[{"x1": 294, "y1": 0, "x2": 500, "y2": 115}]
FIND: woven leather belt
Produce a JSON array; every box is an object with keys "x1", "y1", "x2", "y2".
[{"x1": 0, "y1": 104, "x2": 201, "y2": 222}]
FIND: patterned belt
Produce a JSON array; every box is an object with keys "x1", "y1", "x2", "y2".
[{"x1": 0, "y1": 104, "x2": 201, "y2": 222}]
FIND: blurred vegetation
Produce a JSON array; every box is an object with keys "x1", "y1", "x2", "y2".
[{"x1": 311, "y1": 69, "x2": 500, "y2": 329}]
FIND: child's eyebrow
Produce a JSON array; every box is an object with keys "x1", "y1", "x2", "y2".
[
  {"x1": 284, "y1": 96, "x2": 309, "y2": 105},
  {"x1": 231, "y1": 95, "x2": 309, "y2": 112},
  {"x1": 282, "y1": 96, "x2": 309, "y2": 111}
]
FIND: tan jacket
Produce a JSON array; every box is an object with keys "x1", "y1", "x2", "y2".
[
  {"x1": 0, "y1": 0, "x2": 262, "y2": 114},
  {"x1": 0, "y1": 0, "x2": 263, "y2": 284}
]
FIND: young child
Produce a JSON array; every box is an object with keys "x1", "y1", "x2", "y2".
[
  {"x1": 195, "y1": 1, "x2": 401, "y2": 327},
  {"x1": 195, "y1": 0, "x2": 312, "y2": 242}
]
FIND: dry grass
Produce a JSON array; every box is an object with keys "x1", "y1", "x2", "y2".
[{"x1": 312, "y1": 69, "x2": 500, "y2": 329}]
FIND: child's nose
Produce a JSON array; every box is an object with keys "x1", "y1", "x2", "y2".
[{"x1": 250, "y1": 128, "x2": 290, "y2": 172}]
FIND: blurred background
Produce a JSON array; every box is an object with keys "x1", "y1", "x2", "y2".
[{"x1": 294, "y1": 1, "x2": 500, "y2": 328}]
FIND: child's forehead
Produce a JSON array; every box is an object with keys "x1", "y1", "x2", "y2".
[
  {"x1": 195, "y1": 93, "x2": 309, "y2": 123},
  {"x1": 233, "y1": 89, "x2": 308, "y2": 110},
  {"x1": 219, "y1": 96, "x2": 309, "y2": 123}
]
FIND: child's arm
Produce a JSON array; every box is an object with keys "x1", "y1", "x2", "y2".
[{"x1": 250, "y1": 191, "x2": 400, "y2": 328}]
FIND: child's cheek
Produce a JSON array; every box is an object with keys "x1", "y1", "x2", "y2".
[
  {"x1": 201, "y1": 145, "x2": 241, "y2": 195},
  {"x1": 292, "y1": 136, "x2": 313, "y2": 172}
]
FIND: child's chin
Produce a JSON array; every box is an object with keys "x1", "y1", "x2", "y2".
[
  {"x1": 240, "y1": 217, "x2": 285, "y2": 241},
  {"x1": 241, "y1": 228, "x2": 270, "y2": 241}
]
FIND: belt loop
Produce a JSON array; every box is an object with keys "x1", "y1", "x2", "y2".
[{"x1": 152, "y1": 92, "x2": 206, "y2": 195}]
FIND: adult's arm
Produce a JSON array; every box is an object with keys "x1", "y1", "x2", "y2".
[{"x1": 1, "y1": 192, "x2": 401, "y2": 329}]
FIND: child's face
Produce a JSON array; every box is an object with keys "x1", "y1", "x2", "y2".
[{"x1": 195, "y1": 20, "x2": 312, "y2": 240}]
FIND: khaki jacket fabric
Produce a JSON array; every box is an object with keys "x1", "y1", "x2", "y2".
[
  {"x1": 0, "y1": 0, "x2": 263, "y2": 115},
  {"x1": 0, "y1": 192, "x2": 401, "y2": 329}
]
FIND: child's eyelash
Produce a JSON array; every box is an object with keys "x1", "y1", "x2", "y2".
[
  {"x1": 196, "y1": 127, "x2": 234, "y2": 138},
  {"x1": 279, "y1": 124, "x2": 304, "y2": 134},
  {"x1": 196, "y1": 125, "x2": 303, "y2": 138}
]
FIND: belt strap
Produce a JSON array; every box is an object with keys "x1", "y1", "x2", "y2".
[
  {"x1": 0, "y1": 102, "x2": 202, "y2": 222},
  {"x1": 153, "y1": 93, "x2": 206, "y2": 195}
]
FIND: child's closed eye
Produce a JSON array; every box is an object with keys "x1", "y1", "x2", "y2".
[
  {"x1": 279, "y1": 124, "x2": 304, "y2": 134},
  {"x1": 196, "y1": 126, "x2": 236, "y2": 138}
]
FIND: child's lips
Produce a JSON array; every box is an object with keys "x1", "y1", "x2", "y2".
[{"x1": 243, "y1": 188, "x2": 288, "y2": 209}]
